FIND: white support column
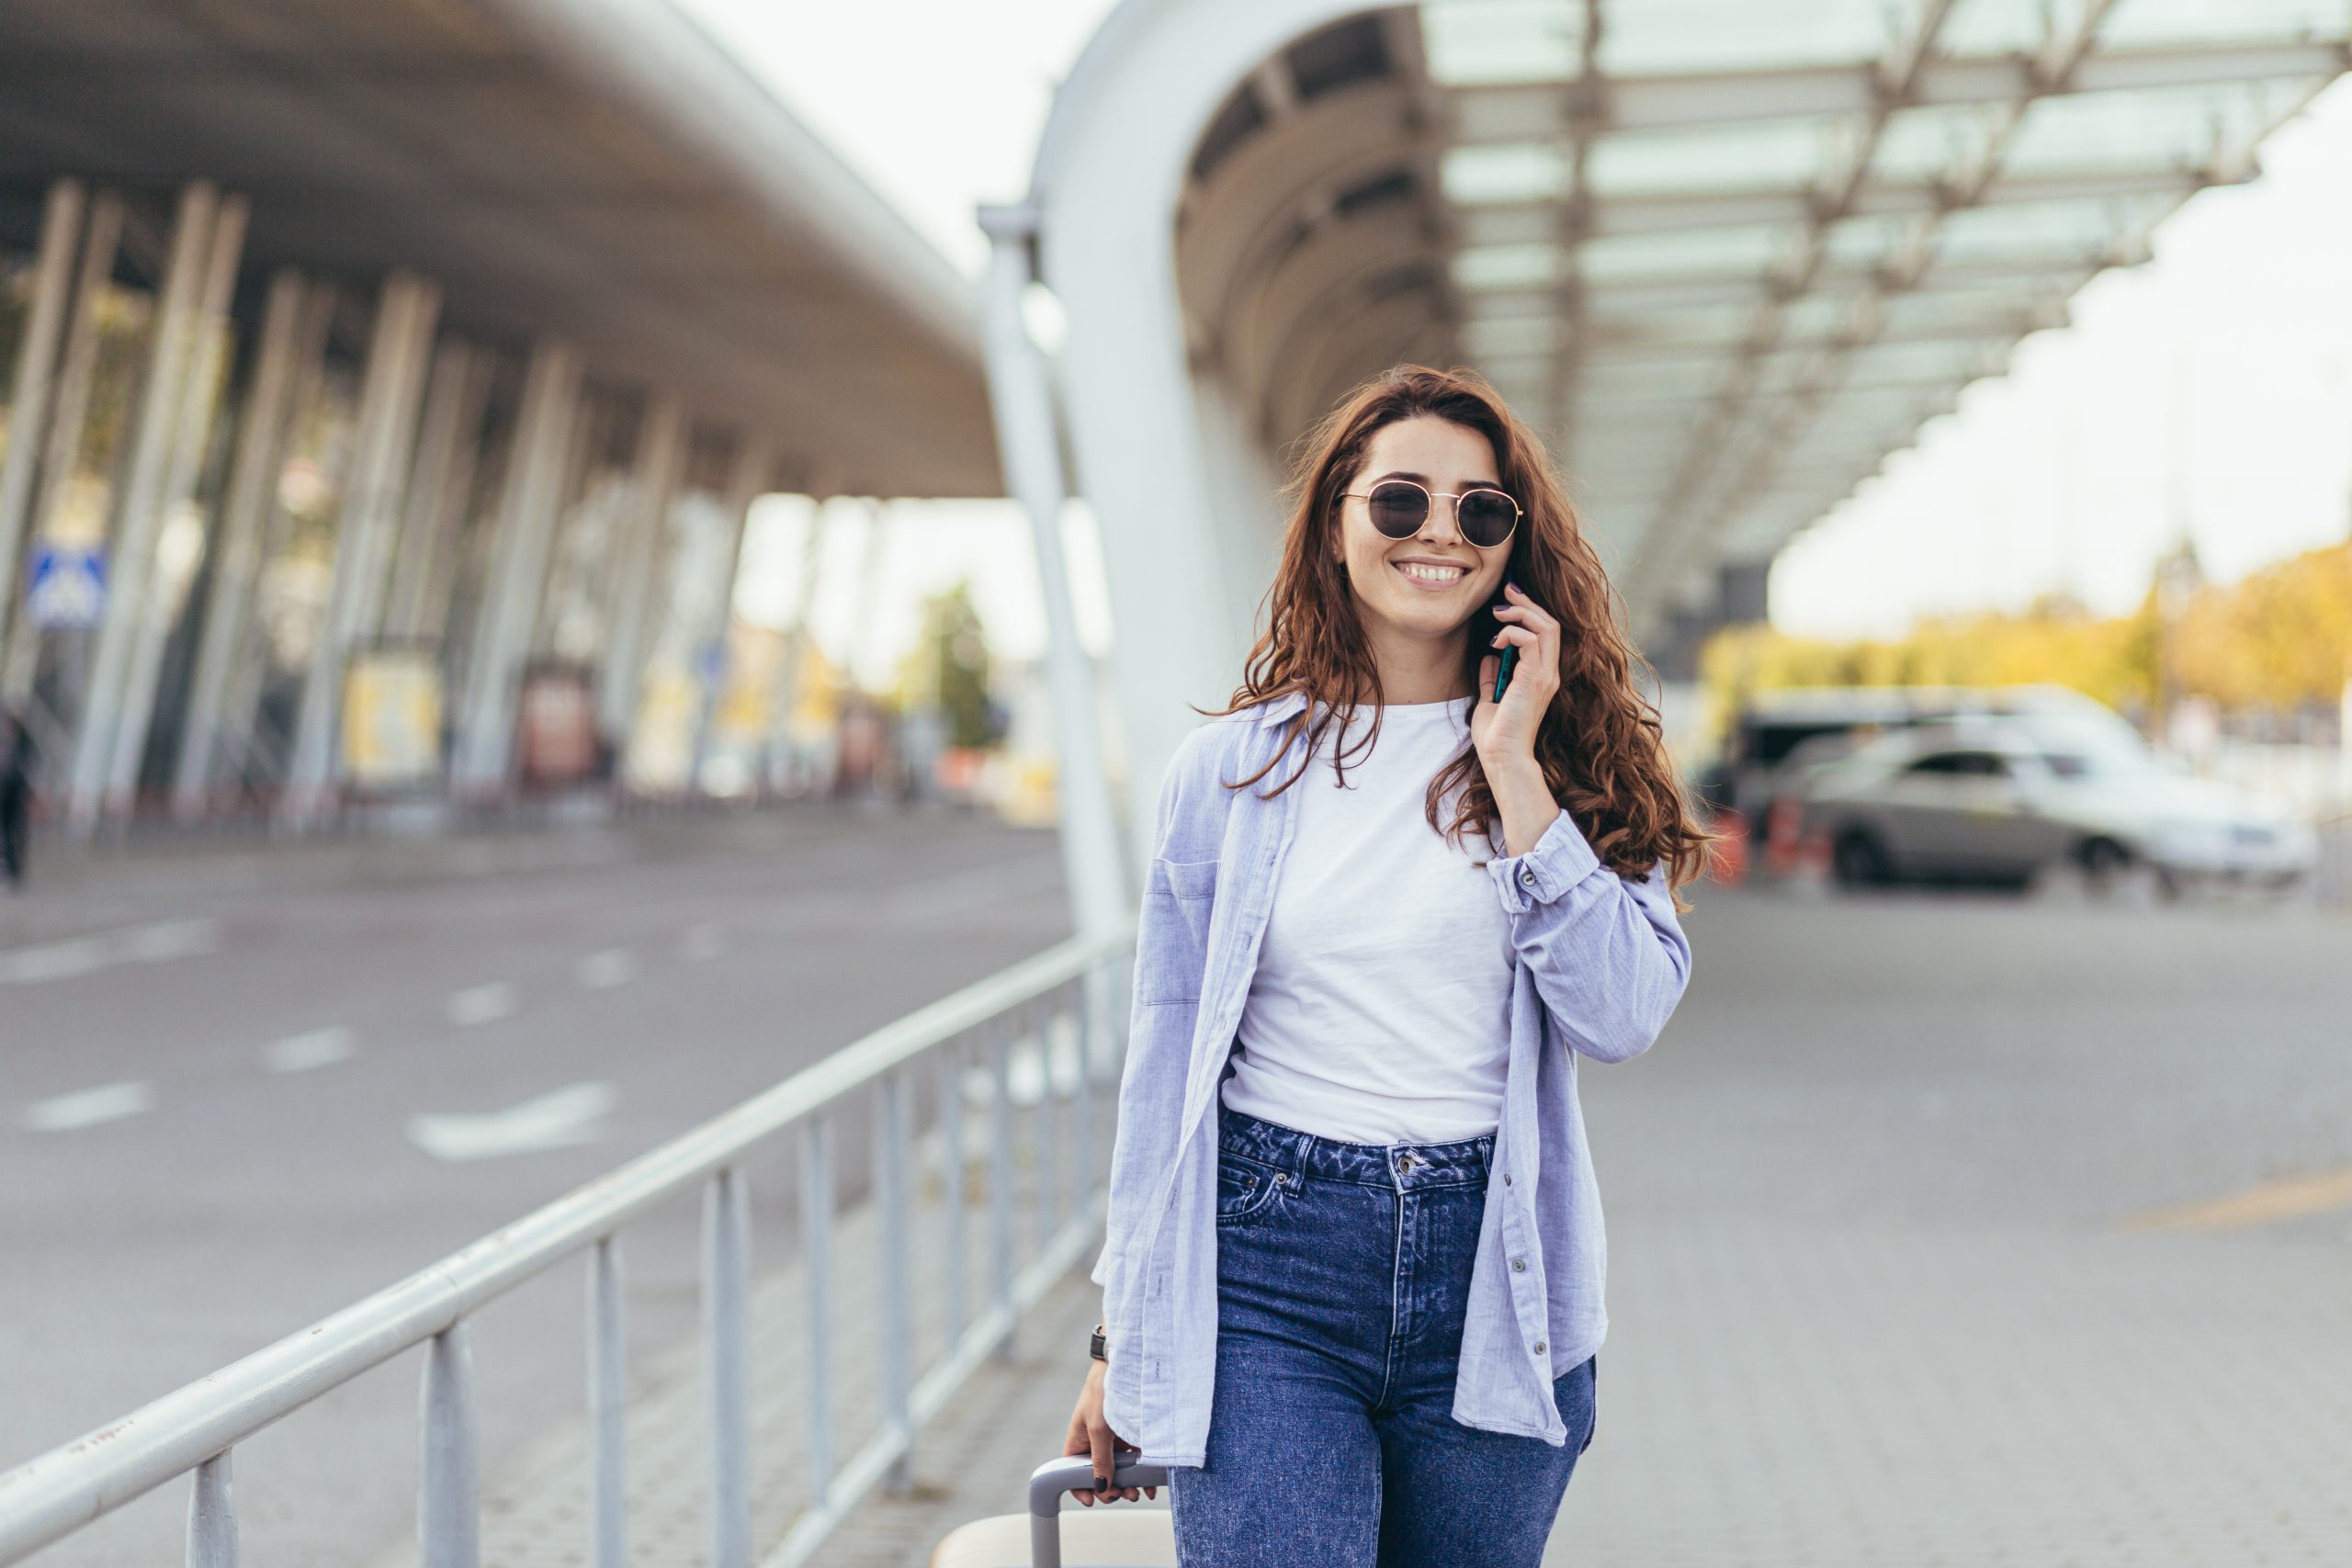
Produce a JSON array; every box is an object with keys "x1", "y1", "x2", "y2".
[
  {"x1": 978, "y1": 206, "x2": 1129, "y2": 943},
  {"x1": 595, "y1": 391, "x2": 686, "y2": 743},
  {"x1": 3, "y1": 191, "x2": 125, "y2": 711},
  {"x1": 280, "y1": 271, "x2": 443, "y2": 827},
  {"x1": 453, "y1": 338, "x2": 582, "y2": 799},
  {"x1": 66, "y1": 181, "x2": 220, "y2": 832},
  {"x1": 687, "y1": 433, "x2": 770, "y2": 784},
  {"x1": 0, "y1": 179, "x2": 85, "y2": 649},
  {"x1": 381, "y1": 341, "x2": 490, "y2": 642},
  {"x1": 172, "y1": 269, "x2": 307, "y2": 820},
  {"x1": 107, "y1": 194, "x2": 249, "y2": 814},
  {"x1": 765, "y1": 491, "x2": 832, "y2": 766}
]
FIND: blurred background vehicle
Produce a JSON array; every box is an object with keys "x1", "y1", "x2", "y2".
[{"x1": 1800, "y1": 714, "x2": 2320, "y2": 894}]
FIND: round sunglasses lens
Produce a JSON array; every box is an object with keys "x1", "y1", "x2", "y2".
[
  {"x1": 1366, "y1": 482, "x2": 1429, "y2": 537},
  {"x1": 1458, "y1": 491, "x2": 1517, "y2": 547}
]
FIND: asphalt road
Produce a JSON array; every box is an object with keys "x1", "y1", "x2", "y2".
[{"x1": 1, "y1": 803, "x2": 1075, "y2": 1568}]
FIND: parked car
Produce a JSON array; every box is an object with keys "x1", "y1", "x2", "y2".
[{"x1": 1800, "y1": 719, "x2": 2320, "y2": 895}]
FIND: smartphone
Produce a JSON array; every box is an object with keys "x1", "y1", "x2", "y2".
[{"x1": 1490, "y1": 576, "x2": 1521, "y2": 704}]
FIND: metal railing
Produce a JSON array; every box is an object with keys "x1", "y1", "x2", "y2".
[{"x1": 0, "y1": 924, "x2": 1134, "y2": 1568}]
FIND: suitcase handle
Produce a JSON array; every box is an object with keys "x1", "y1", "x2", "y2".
[{"x1": 1026, "y1": 1452, "x2": 1170, "y2": 1568}]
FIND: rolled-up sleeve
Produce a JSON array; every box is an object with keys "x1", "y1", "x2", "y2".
[{"x1": 1486, "y1": 809, "x2": 1691, "y2": 1064}]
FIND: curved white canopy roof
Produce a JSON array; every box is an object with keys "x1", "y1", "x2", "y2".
[{"x1": 1049, "y1": 0, "x2": 2350, "y2": 629}]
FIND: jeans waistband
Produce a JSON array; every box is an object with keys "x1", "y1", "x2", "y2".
[{"x1": 1216, "y1": 1106, "x2": 1492, "y2": 1191}]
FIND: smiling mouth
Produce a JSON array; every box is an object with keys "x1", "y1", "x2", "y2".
[{"x1": 1393, "y1": 560, "x2": 1467, "y2": 585}]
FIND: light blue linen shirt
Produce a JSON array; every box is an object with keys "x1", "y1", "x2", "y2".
[{"x1": 1095, "y1": 689, "x2": 1694, "y2": 1465}]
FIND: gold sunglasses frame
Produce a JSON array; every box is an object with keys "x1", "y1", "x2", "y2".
[{"x1": 1342, "y1": 478, "x2": 1522, "y2": 547}]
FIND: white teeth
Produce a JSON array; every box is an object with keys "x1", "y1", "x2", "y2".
[{"x1": 1396, "y1": 562, "x2": 1464, "y2": 583}]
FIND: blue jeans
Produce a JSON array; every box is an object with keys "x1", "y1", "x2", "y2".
[{"x1": 1170, "y1": 1108, "x2": 1597, "y2": 1567}]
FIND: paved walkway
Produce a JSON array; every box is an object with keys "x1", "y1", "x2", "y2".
[{"x1": 843, "y1": 886, "x2": 2352, "y2": 1566}]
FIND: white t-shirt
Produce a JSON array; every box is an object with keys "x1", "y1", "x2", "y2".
[{"x1": 1223, "y1": 694, "x2": 1515, "y2": 1145}]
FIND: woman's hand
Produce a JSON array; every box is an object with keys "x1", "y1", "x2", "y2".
[
  {"x1": 1474, "y1": 581, "x2": 1565, "y2": 856},
  {"x1": 1471, "y1": 580, "x2": 1561, "y2": 769},
  {"x1": 1063, "y1": 1359, "x2": 1157, "y2": 1506}
]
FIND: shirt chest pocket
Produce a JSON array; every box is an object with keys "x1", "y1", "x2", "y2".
[{"x1": 1135, "y1": 854, "x2": 1219, "y2": 1006}]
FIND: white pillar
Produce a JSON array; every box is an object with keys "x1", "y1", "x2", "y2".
[
  {"x1": 107, "y1": 194, "x2": 249, "y2": 814},
  {"x1": 3, "y1": 190, "x2": 124, "y2": 709},
  {"x1": 172, "y1": 270, "x2": 308, "y2": 819},
  {"x1": 0, "y1": 179, "x2": 85, "y2": 648},
  {"x1": 688, "y1": 433, "x2": 771, "y2": 784},
  {"x1": 280, "y1": 271, "x2": 443, "y2": 827},
  {"x1": 766, "y1": 492, "x2": 832, "y2": 762},
  {"x1": 66, "y1": 181, "x2": 220, "y2": 832},
  {"x1": 453, "y1": 338, "x2": 582, "y2": 798},
  {"x1": 978, "y1": 205, "x2": 1129, "y2": 944},
  {"x1": 595, "y1": 391, "x2": 687, "y2": 743},
  {"x1": 381, "y1": 341, "x2": 491, "y2": 642}
]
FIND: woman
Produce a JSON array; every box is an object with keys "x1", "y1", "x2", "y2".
[{"x1": 1065, "y1": 365, "x2": 1707, "y2": 1565}]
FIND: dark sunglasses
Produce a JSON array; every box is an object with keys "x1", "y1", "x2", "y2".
[{"x1": 1344, "y1": 478, "x2": 1521, "y2": 549}]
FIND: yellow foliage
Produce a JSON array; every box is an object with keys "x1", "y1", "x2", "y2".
[{"x1": 1701, "y1": 541, "x2": 2352, "y2": 732}]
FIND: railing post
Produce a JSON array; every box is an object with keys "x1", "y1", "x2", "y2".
[
  {"x1": 876, "y1": 1071, "x2": 915, "y2": 1492},
  {"x1": 704, "y1": 1167, "x2": 752, "y2": 1568},
  {"x1": 185, "y1": 1450, "x2": 237, "y2": 1568},
  {"x1": 939, "y1": 1039, "x2": 967, "y2": 1348},
  {"x1": 586, "y1": 1236, "x2": 626, "y2": 1568},
  {"x1": 1074, "y1": 970, "x2": 1100, "y2": 1207},
  {"x1": 1035, "y1": 998, "x2": 1061, "y2": 1245},
  {"x1": 798, "y1": 1113, "x2": 834, "y2": 1509},
  {"x1": 989, "y1": 1021, "x2": 1016, "y2": 1362},
  {"x1": 420, "y1": 1321, "x2": 480, "y2": 1568}
]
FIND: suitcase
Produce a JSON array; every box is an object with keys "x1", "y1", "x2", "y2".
[{"x1": 929, "y1": 1452, "x2": 1174, "y2": 1568}]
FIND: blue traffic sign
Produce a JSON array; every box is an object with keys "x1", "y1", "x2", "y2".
[{"x1": 26, "y1": 544, "x2": 106, "y2": 630}]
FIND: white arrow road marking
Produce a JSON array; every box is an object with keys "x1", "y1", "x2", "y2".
[
  {"x1": 680, "y1": 923, "x2": 727, "y2": 963},
  {"x1": 265, "y1": 1026, "x2": 357, "y2": 1074},
  {"x1": 576, "y1": 949, "x2": 637, "y2": 989},
  {"x1": 447, "y1": 981, "x2": 518, "y2": 1027},
  {"x1": 0, "y1": 919, "x2": 222, "y2": 986},
  {"x1": 406, "y1": 1082, "x2": 616, "y2": 1163},
  {"x1": 23, "y1": 1081, "x2": 154, "y2": 1132}
]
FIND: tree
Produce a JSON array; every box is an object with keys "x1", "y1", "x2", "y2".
[{"x1": 898, "y1": 580, "x2": 998, "y2": 749}]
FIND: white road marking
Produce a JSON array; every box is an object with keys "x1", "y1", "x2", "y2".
[
  {"x1": 576, "y1": 949, "x2": 637, "y2": 989},
  {"x1": 23, "y1": 1081, "x2": 154, "y2": 1132},
  {"x1": 265, "y1": 1026, "x2": 357, "y2": 1074},
  {"x1": 406, "y1": 1081, "x2": 616, "y2": 1163},
  {"x1": 680, "y1": 923, "x2": 727, "y2": 963},
  {"x1": 0, "y1": 937, "x2": 107, "y2": 984},
  {"x1": 0, "y1": 918, "x2": 222, "y2": 986},
  {"x1": 447, "y1": 981, "x2": 519, "y2": 1028}
]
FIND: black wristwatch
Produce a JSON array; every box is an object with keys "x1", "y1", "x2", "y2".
[{"x1": 1090, "y1": 1323, "x2": 1108, "y2": 1361}]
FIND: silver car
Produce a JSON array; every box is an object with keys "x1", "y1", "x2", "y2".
[{"x1": 1801, "y1": 720, "x2": 2321, "y2": 895}]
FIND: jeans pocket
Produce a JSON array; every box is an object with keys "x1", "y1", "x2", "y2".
[
  {"x1": 1214, "y1": 1154, "x2": 1283, "y2": 1226},
  {"x1": 1577, "y1": 1354, "x2": 1599, "y2": 1455}
]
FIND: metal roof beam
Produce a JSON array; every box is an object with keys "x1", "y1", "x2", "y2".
[
  {"x1": 1457, "y1": 162, "x2": 2242, "y2": 246},
  {"x1": 1449, "y1": 37, "x2": 2349, "y2": 143}
]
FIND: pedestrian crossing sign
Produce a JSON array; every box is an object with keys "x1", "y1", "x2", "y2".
[{"x1": 26, "y1": 544, "x2": 106, "y2": 630}]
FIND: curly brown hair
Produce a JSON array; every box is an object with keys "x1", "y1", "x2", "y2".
[{"x1": 1196, "y1": 365, "x2": 1711, "y2": 904}]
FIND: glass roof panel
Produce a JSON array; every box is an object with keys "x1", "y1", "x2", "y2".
[
  {"x1": 1578, "y1": 223, "x2": 1792, "y2": 284},
  {"x1": 2102, "y1": 0, "x2": 2348, "y2": 48},
  {"x1": 1931, "y1": 199, "x2": 2122, "y2": 265},
  {"x1": 1453, "y1": 242, "x2": 1563, "y2": 290},
  {"x1": 1442, "y1": 142, "x2": 1566, "y2": 205},
  {"x1": 1587, "y1": 118, "x2": 1846, "y2": 195},
  {"x1": 1819, "y1": 212, "x2": 1917, "y2": 271},
  {"x1": 2003, "y1": 82, "x2": 2301, "y2": 175},
  {"x1": 1939, "y1": 0, "x2": 2096, "y2": 54},
  {"x1": 1871, "y1": 102, "x2": 2007, "y2": 184},
  {"x1": 1421, "y1": 0, "x2": 1583, "y2": 86},
  {"x1": 1597, "y1": 0, "x2": 1917, "y2": 73}
]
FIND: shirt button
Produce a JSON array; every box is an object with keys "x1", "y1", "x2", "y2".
[
  {"x1": 1502, "y1": 1172, "x2": 1512, "y2": 1186},
  {"x1": 1510, "y1": 1258, "x2": 1527, "y2": 1272},
  {"x1": 1532, "y1": 1341, "x2": 1547, "y2": 1356},
  {"x1": 1520, "y1": 868, "x2": 1537, "y2": 887}
]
